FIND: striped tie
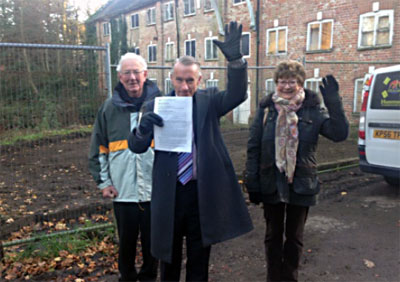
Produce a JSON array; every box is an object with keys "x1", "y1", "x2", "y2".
[{"x1": 177, "y1": 152, "x2": 193, "y2": 185}]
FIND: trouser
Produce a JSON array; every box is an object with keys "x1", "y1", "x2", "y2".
[
  {"x1": 113, "y1": 202, "x2": 158, "y2": 282},
  {"x1": 160, "y1": 180, "x2": 211, "y2": 282},
  {"x1": 263, "y1": 202, "x2": 309, "y2": 282}
]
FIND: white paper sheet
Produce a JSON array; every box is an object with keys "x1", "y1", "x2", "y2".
[{"x1": 153, "y1": 96, "x2": 193, "y2": 152}]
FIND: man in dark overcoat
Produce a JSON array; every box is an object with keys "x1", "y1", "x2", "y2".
[{"x1": 128, "y1": 21, "x2": 253, "y2": 281}]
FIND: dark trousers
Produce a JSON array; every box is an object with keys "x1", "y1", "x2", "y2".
[
  {"x1": 113, "y1": 202, "x2": 158, "y2": 282},
  {"x1": 263, "y1": 202, "x2": 309, "y2": 282},
  {"x1": 160, "y1": 180, "x2": 211, "y2": 282}
]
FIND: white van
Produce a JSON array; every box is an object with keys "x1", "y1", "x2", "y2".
[{"x1": 358, "y1": 65, "x2": 400, "y2": 187}]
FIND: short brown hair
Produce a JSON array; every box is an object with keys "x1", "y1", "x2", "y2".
[
  {"x1": 172, "y1": 56, "x2": 201, "y2": 75},
  {"x1": 274, "y1": 60, "x2": 306, "y2": 86}
]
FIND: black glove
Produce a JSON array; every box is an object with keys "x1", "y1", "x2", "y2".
[
  {"x1": 138, "y1": 112, "x2": 163, "y2": 135},
  {"x1": 213, "y1": 21, "x2": 243, "y2": 62},
  {"x1": 319, "y1": 75, "x2": 341, "y2": 105},
  {"x1": 248, "y1": 192, "x2": 262, "y2": 205}
]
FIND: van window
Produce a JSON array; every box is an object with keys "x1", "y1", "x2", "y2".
[{"x1": 370, "y1": 71, "x2": 400, "y2": 110}]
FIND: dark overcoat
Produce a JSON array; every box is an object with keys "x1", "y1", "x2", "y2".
[{"x1": 128, "y1": 63, "x2": 253, "y2": 263}]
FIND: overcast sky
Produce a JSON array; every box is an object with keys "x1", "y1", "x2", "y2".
[{"x1": 70, "y1": 0, "x2": 109, "y2": 21}]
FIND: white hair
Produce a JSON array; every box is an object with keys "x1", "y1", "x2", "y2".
[{"x1": 116, "y1": 52, "x2": 147, "y2": 72}]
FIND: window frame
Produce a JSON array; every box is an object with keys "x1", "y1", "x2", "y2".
[
  {"x1": 133, "y1": 47, "x2": 140, "y2": 55},
  {"x1": 165, "y1": 78, "x2": 174, "y2": 94},
  {"x1": 148, "y1": 44, "x2": 157, "y2": 63},
  {"x1": 266, "y1": 26, "x2": 288, "y2": 55},
  {"x1": 103, "y1": 22, "x2": 110, "y2": 36},
  {"x1": 306, "y1": 19, "x2": 334, "y2": 52},
  {"x1": 358, "y1": 10, "x2": 394, "y2": 49},
  {"x1": 184, "y1": 39, "x2": 196, "y2": 57},
  {"x1": 353, "y1": 78, "x2": 364, "y2": 113},
  {"x1": 204, "y1": 0, "x2": 214, "y2": 12},
  {"x1": 241, "y1": 32, "x2": 251, "y2": 58},
  {"x1": 165, "y1": 42, "x2": 175, "y2": 62},
  {"x1": 305, "y1": 78, "x2": 325, "y2": 108},
  {"x1": 204, "y1": 36, "x2": 218, "y2": 60},
  {"x1": 163, "y1": 1, "x2": 174, "y2": 22},
  {"x1": 233, "y1": 0, "x2": 246, "y2": 6},
  {"x1": 206, "y1": 79, "x2": 219, "y2": 88},
  {"x1": 130, "y1": 13, "x2": 139, "y2": 29},
  {"x1": 265, "y1": 79, "x2": 276, "y2": 95},
  {"x1": 183, "y1": 0, "x2": 196, "y2": 16},
  {"x1": 147, "y1": 7, "x2": 156, "y2": 25}
]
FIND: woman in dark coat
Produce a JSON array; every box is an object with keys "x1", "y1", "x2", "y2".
[{"x1": 245, "y1": 60, "x2": 349, "y2": 281}]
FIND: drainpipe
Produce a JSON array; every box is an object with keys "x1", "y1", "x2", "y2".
[
  {"x1": 255, "y1": 0, "x2": 261, "y2": 107},
  {"x1": 210, "y1": 0, "x2": 225, "y2": 35},
  {"x1": 174, "y1": 0, "x2": 180, "y2": 57}
]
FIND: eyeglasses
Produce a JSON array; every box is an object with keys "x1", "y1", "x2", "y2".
[
  {"x1": 121, "y1": 70, "x2": 144, "y2": 76},
  {"x1": 277, "y1": 80, "x2": 298, "y2": 86}
]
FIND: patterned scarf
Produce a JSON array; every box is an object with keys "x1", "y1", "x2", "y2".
[{"x1": 272, "y1": 89, "x2": 305, "y2": 183}]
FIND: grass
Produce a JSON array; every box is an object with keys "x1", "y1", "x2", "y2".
[
  {"x1": 0, "y1": 125, "x2": 93, "y2": 146},
  {"x1": 6, "y1": 221, "x2": 115, "y2": 262}
]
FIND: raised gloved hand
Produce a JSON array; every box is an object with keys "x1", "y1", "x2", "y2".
[
  {"x1": 213, "y1": 21, "x2": 243, "y2": 62},
  {"x1": 248, "y1": 192, "x2": 262, "y2": 205},
  {"x1": 319, "y1": 75, "x2": 341, "y2": 105},
  {"x1": 138, "y1": 112, "x2": 163, "y2": 135}
]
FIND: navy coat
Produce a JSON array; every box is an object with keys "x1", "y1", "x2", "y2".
[{"x1": 128, "y1": 63, "x2": 253, "y2": 263}]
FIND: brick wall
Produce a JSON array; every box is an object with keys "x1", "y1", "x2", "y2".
[{"x1": 95, "y1": 0, "x2": 400, "y2": 124}]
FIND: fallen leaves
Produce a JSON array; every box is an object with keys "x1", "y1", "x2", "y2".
[{"x1": 363, "y1": 259, "x2": 375, "y2": 268}]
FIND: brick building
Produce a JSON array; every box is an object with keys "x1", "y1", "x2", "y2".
[{"x1": 88, "y1": 0, "x2": 399, "y2": 124}]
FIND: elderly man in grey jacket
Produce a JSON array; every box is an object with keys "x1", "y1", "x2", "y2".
[{"x1": 89, "y1": 53, "x2": 159, "y2": 281}]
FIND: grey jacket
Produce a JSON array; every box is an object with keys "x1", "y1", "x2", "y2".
[{"x1": 88, "y1": 80, "x2": 161, "y2": 202}]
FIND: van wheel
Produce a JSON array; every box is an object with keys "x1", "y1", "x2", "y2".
[{"x1": 384, "y1": 176, "x2": 400, "y2": 187}]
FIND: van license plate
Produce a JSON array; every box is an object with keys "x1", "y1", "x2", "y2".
[{"x1": 373, "y1": 130, "x2": 400, "y2": 140}]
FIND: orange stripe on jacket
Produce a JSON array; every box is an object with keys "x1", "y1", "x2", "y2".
[
  {"x1": 109, "y1": 140, "x2": 128, "y2": 152},
  {"x1": 99, "y1": 145, "x2": 109, "y2": 154}
]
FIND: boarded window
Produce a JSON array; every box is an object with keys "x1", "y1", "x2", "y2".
[
  {"x1": 359, "y1": 10, "x2": 393, "y2": 48},
  {"x1": 268, "y1": 30, "x2": 276, "y2": 54},
  {"x1": 307, "y1": 20, "x2": 333, "y2": 51}
]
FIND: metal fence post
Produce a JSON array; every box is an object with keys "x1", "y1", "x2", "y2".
[{"x1": 105, "y1": 43, "x2": 113, "y2": 98}]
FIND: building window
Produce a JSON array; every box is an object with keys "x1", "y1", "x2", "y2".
[
  {"x1": 165, "y1": 78, "x2": 173, "y2": 94},
  {"x1": 165, "y1": 42, "x2": 174, "y2": 61},
  {"x1": 205, "y1": 37, "x2": 218, "y2": 60},
  {"x1": 147, "y1": 7, "x2": 156, "y2": 25},
  {"x1": 164, "y1": 2, "x2": 174, "y2": 21},
  {"x1": 307, "y1": 19, "x2": 333, "y2": 51},
  {"x1": 206, "y1": 79, "x2": 219, "y2": 88},
  {"x1": 184, "y1": 0, "x2": 196, "y2": 16},
  {"x1": 265, "y1": 79, "x2": 276, "y2": 95},
  {"x1": 131, "y1": 14, "x2": 139, "y2": 28},
  {"x1": 103, "y1": 22, "x2": 110, "y2": 36},
  {"x1": 133, "y1": 47, "x2": 140, "y2": 55},
  {"x1": 233, "y1": 0, "x2": 246, "y2": 5},
  {"x1": 241, "y1": 32, "x2": 250, "y2": 57},
  {"x1": 185, "y1": 39, "x2": 196, "y2": 57},
  {"x1": 358, "y1": 10, "x2": 394, "y2": 49},
  {"x1": 266, "y1": 27, "x2": 287, "y2": 55},
  {"x1": 204, "y1": 0, "x2": 214, "y2": 12},
  {"x1": 305, "y1": 78, "x2": 325, "y2": 107},
  {"x1": 353, "y1": 78, "x2": 364, "y2": 113},
  {"x1": 148, "y1": 45, "x2": 157, "y2": 62},
  {"x1": 148, "y1": 78, "x2": 157, "y2": 84}
]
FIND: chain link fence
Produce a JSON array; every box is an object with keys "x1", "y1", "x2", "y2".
[{"x1": 1, "y1": 42, "x2": 398, "y2": 242}]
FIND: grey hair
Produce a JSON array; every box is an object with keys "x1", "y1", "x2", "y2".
[
  {"x1": 171, "y1": 56, "x2": 201, "y2": 76},
  {"x1": 116, "y1": 52, "x2": 147, "y2": 72}
]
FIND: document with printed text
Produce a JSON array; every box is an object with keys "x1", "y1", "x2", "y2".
[{"x1": 153, "y1": 96, "x2": 192, "y2": 152}]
